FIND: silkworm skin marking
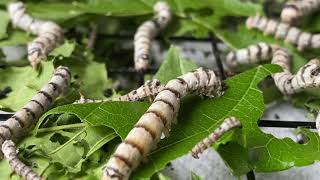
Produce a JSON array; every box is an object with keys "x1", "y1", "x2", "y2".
[
  {"x1": 75, "y1": 79, "x2": 164, "y2": 104},
  {"x1": 134, "y1": 1, "x2": 172, "y2": 71},
  {"x1": 0, "y1": 66, "x2": 71, "y2": 158},
  {"x1": 102, "y1": 67, "x2": 225, "y2": 180},
  {"x1": 225, "y1": 42, "x2": 279, "y2": 69},
  {"x1": 281, "y1": 0, "x2": 320, "y2": 25},
  {"x1": 271, "y1": 48, "x2": 320, "y2": 95},
  {"x1": 190, "y1": 117, "x2": 241, "y2": 159},
  {"x1": 2, "y1": 140, "x2": 42, "y2": 180},
  {"x1": 8, "y1": 1, "x2": 64, "y2": 69},
  {"x1": 246, "y1": 15, "x2": 320, "y2": 51}
]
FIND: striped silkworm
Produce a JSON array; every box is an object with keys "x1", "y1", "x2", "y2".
[
  {"x1": 271, "y1": 48, "x2": 320, "y2": 95},
  {"x1": 246, "y1": 15, "x2": 320, "y2": 51},
  {"x1": 134, "y1": 1, "x2": 172, "y2": 71},
  {"x1": 103, "y1": 67, "x2": 225, "y2": 180},
  {"x1": 190, "y1": 117, "x2": 241, "y2": 159},
  {"x1": 225, "y1": 42, "x2": 279, "y2": 69},
  {"x1": 8, "y1": 1, "x2": 64, "y2": 69},
  {"x1": 75, "y1": 79, "x2": 164, "y2": 104},
  {"x1": 0, "y1": 66, "x2": 71, "y2": 157},
  {"x1": 2, "y1": 140, "x2": 42, "y2": 180},
  {"x1": 281, "y1": 0, "x2": 320, "y2": 25}
]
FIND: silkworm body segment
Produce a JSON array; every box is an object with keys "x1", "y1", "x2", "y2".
[
  {"x1": 225, "y1": 42, "x2": 279, "y2": 69},
  {"x1": 8, "y1": 1, "x2": 64, "y2": 68},
  {"x1": 103, "y1": 67, "x2": 224, "y2": 180},
  {"x1": 246, "y1": 15, "x2": 320, "y2": 51},
  {"x1": 272, "y1": 48, "x2": 320, "y2": 95},
  {"x1": 0, "y1": 66, "x2": 71, "y2": 157},
  {"x1": 190, "y1": 117, "x2": 241, "y2": 159},
  {"x1": 2, "y1": 140, "x2": 42, "y2": 180},
  {"x1": 134, "y1": 1, "x2": 172, "y2": 71},
  {"x1": 281, "y1": 0, "x2": 320, "y2": 24}
]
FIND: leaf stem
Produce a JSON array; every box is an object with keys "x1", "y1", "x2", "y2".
[
  {"x1": 47, "y1": 126, "x2": 88, "y2": 155},
  {"x1": 36, "y1": 123, "x2": 86, "y2": 134}
]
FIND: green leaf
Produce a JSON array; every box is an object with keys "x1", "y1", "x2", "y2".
[
  {"x1": 50, "y1": 40, "x2": 76, "y2": 58},
  {"x1": 0, "y1": 10, "x2": 9, "y2": 40},
  {"x1": 0, "y1": 61, "x2": 54, "y2": 111},
  {"x1": 191, "y1": 172, "x2": 202, "y2": 180},
  {"x1": 154, "y1": 46, "x2": 198, "y2": 83},
  {"x1": 39, "y1": 64, "x2": 284, "y2": 178},
  {"x1": 25, "y1": 0, "x2": 153, "y2": 22}
]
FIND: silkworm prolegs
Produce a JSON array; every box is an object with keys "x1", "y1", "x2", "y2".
[
  {"x1": 8, "y1": 1, "x2": 64, "y2": 68},
  {"x1": 190, "y1": 117, "x2": 241, "y2": 159},
  {"x1": 0, "y1": 66, "x2": 71, "y2": 157},
  {"x1": 281, "y1": 0, "x2": 320, "y2": 25},
  {"x1": 2, "y1": 140, "x2": 42, "y2": 180},
  {"x1": 75, "y1": 79, "x2": 164, "y2": 104},
  {"x1": 134, "y1": 2, "x2": 172, "y2": 71},
  {"x1": 102, "y1": 67, "x2": 225, "y2": 180}
]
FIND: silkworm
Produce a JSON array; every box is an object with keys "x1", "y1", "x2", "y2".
[
  {"x1": 2, "y1": 140, "x2": 42, "y2": 180},
  {"x1": 316, "y1": 112, "x2": 320, "y2": 136},
  {"x1": 225, "y1": 42, "x2": 279, "y2": 69},
  {"x1": 8, "y1": 1, "x2": 64, "y2": 68},
  {"x1": 102, "y1": 67, "x2": 224, "y2": 180},
  {"x1": 75, "y1": 79, "x2": 164, "y2": 104},
  {"x1": 190, "y1": 117, "x2": 241, "y2": 159},
  {"x1": 271, "y1": 48, "x2": 320, "y2": 95},
  {"x1": 281, "y1": 0, "x2": 320, "y2": 25},
  {"x1": 134, "y1": 1, "x2": 172, "y2": 71},
  {"x1": 246, "y1": 15, "x2": 320, "y2": 51},
  {"x1": 0, "y1": 66, "x2": 71, "y2": 157}
]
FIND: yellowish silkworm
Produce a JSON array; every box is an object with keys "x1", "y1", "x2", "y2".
[
  {"x1": 225, "y1": 42, "x2": 279, "y2": 69},
  {"x1": 134, "y1": 1, "x2": 172, "y2": 71},
  {"x1": 246, "y1": 15, "x2": 320, "y2": 51},
  {"x1": 0, "y1": 66, "x2": 71, "y2": 157},
  {"x1": 190, "y1": 117, "x2": 241, "y2": 159},
  {"x1": 271, "y1": 48, "x2": 320, "y2": 95},
  {"x1": 8, "y1": 1, "x2": 64, "y2": 68},
  {"x1": 102, "y1": 67, "x2": 224, "y2": 180},
  {"x1": 2, "y1": 140, "x2": 42, "y2": 180},
  {"x1": 75, "y1": 79, "x2": 164, "y2": 104},
  {"x1": 281, "y1": 0, "x2": 320, "y2": 25}
]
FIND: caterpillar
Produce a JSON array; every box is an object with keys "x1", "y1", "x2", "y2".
[
  {"x1": 316, "y1": 112, "x2": 320, "y2": 136},
  {"x1": 75, "y1": 79, "x2": 164, "y2": 104},
  {"x1": 271, "y1": 48, "x2": 320, "y2": 95},
  {"x1": 2, "y1": 140, "x2": 42, "y2": 180},
  {"x1": 190, "y1": 117, "x2": 241, "y2": 159},
  {"x1": 0, "y1": 66, "x2": 71, "y2": 157},
  {"x1": 8, "y1": 1, "x2": 64, "y2": 69},
  {"x1": 281, "y1": 0, "x2": 320, "y2": 25},
  {"x1": 102, "y1": 67, "x2": 225, "y2": 180},
  {"x1": 225, "y1": 42, "x2": 279, "y2": 69},
  {"x1": 246, "y1": 15, "x2": 320, "y2": 51},
  {"x1": 134, "y1": 1, "x2": 172, "y2": 71}
]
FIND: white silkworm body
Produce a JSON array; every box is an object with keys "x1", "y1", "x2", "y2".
[
  {"x1": 102, "y1": 67, "x2": 224, "y2": 180},
  {"x1": 134, "y1": 2, "x2": 172, "y2": 71},
  {"x1": 0, "y1": 66, "x2": 71, "y2": 157},
  {"x1": 225, "y1": 42, "x2": 279, "y2": 69},
  {"x1": 271, "y1": 48, "x2": 320, "y2": 95},
  {"x1": 75, "y1": 79, "x2": 164, "y2": 104},
  {"x1": 190, "y1": 117, "x2": 241, "y2": 159},
  {"x1": 246, "y1": 15, "x2": 320, "y2": 51},
  {"x1": 281, "y1": 0, "x2": 320, "y2": 24},
  {"x1": 2, "y1": 140, "x2": 42, "y2": 180},
  {"x1": 8, "y1": 1, "x2": 64, "y2": 68},
  {"x1": 316, "y1": 111, "x2": 320, "y2": 136}
]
